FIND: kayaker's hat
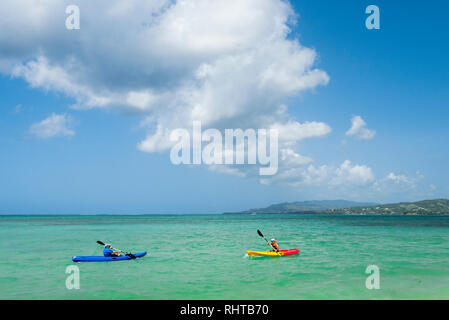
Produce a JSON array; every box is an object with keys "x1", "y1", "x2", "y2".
[
  {"x1": 105, "y1": 243, "x2": 111, "y2": 248},
  {"x1": 271, "y1": 238, "x2": 275, "y2": 242}
]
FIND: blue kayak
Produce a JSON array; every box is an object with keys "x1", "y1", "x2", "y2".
[{"x1": 72, "y1": 251, "x2": 147, "y2": 262}]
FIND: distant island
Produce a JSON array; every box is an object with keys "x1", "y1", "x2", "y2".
[{"x1": 224, "y1": 199, "x2": 449, "y2": 215}]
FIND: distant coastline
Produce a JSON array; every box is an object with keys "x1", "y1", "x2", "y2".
[
  {"x1": 2, "y1": 199, "x2": 448, "y2": 216},
  {"x1": 223, "y1": 199, "x2": 449, "y2": 216}
]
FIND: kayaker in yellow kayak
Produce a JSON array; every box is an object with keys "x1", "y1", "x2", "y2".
[
  {"x1": 269, "y1": 238, "x2": 280, "y2": 252},
  {"x1": 248, "y1": 230, "x2": 299, "y2": 257}
]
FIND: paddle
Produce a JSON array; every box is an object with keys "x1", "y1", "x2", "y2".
[
  {"x1": 257, "y1": 230, "x2": 281, "y2": 256},
  {"x1": 97, "y1": 240, "x2": 136, "y2": 259}
]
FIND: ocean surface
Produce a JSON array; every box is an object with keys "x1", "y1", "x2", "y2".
[{"x1": 1, "y1": 214, "x2": 448, "y2": 299}]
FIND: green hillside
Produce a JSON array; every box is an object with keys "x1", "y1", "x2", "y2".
[
  {"x1": 326, "y1": 199, "x2": 449, "y2": 215},
  {"x1": 224, "y1": 199, "x2": 449, "y2": 215},
  {"x1": 224, "y1": 200, "x2": 377, "y2": 214}
]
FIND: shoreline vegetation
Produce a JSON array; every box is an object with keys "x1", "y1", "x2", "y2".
[{"x1": 223, "y1": 199, "x2": 449, "y2": 216}]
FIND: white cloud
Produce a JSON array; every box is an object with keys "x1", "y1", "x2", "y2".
[
  {"x1": 346, "y1": 115, "x2": 376, "y2": 140},
  {"x1": 137, "y1": 124, "x2": 173, "y2": 153},
  {"x1": 331, "y1": 160, "x2": 375, "y2": 186},
  {"x1": 12, "y1": 56, "x2": 114, "y2": 109},
  {"x1": 29, "y1": 113, "x2": 75, "y2": 138},
  {"x1": 126, "y1": 90, "x2": 158, "y2": 111},
  {"x1": 368, "y1": 171, "x2": 428, "y2": 201},
  {"x1": 373, "y1": 171, "x2": 422, "y2": 192},
  {"x1": 258, "y1": 162, "x2": 432, "y2": 201},
  {"x1": 280, "y1": 149, "x2": 313, "y2": 166},
  {"x1": 0, "y1": 1, "x2": 329, "y2": 153},
  {"x1": 208, "y1": 165, "x2": 247, "y2": 178},
  {"x1": 271, "y1": 121, "x2": 331, "y2": 144},
  {"x1": 253, "y1": 160, "x2": 375, "y2": 188},
  {"x1": 386, "y1": 172, "x2": 412, "y2": 184},
  {"x1": 2, "y1": 0, "x2": 419, "y2": 199}
]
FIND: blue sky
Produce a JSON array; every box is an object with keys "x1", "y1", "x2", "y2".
[{"x1": 0, "y1": 0, "x2": 448, "y2": 214}]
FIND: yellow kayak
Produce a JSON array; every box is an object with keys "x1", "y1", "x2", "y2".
[{"x1": 246, "y1": 249, "x2": 300, "y2": 257}]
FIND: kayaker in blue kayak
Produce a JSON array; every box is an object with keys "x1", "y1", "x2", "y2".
[{"x1": 103, "y1": 243, "x2": 124, "y2": 257}]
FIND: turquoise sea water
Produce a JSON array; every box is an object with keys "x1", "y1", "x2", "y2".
[{"x1": 0, "y1": 214, "x2": 448, "y2": 299}]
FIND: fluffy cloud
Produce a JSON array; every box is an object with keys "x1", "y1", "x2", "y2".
[
  {"x1": 374, "y1": 171, "x2": 423, "y2": 191},
  {"x1": 2, "y1": 0, "x2": 402, "y2": 195},
  {"x1": 259, "y1": 162, "x2": 432, "y2": 202},
  {"x1": 280, "y1": 149, "x2": 313, "y2": 167},
  {"x1": 367, "y1": 171, "x2": 431, "y2": 201},
  {"x1": 29, "y1": 113, "x2": 75, "y2": 138},
  {"x1": 261, "y1": 160, "x2": 375, "y2": 188},
  {"x1": 137, "y1": 124, "x2": 173, "y2": 153},
  {"x1": 1, "y1": 0, "x2": 329, "y2": 133},
  {"x1": 346, "y1": 115, "x2": 376, "y2": 140},
  {"x1": 208, "y1": 165, "x2": 247, "y2": 178},
  {"x1": 332, "y1": 160, "x2": 375, "y2": 185},
  {"x1": 385, "y1": 172, "x2": 412, "y2": 184},
  {"x1": 271, "y1": 121, "x2": 331, "y2": 144}
]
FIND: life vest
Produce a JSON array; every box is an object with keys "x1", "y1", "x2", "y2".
[{"x1": 271, "y1": 241, "x2": 279, "y2": 251}]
